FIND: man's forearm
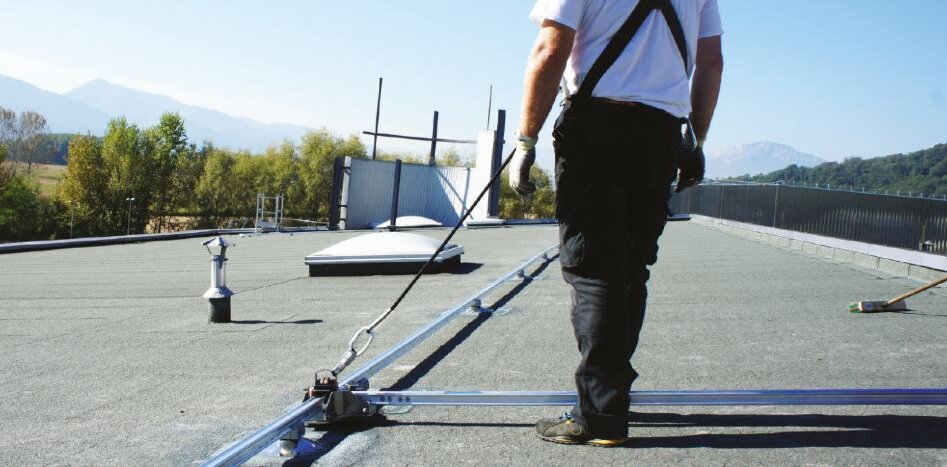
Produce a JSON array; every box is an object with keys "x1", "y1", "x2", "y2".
[
  {"x1": 519, "y1": 21, "x2": 574, "y2": 139},
  {"x1": 690, "y1": 36, "x2": 723, "y2": 144}
]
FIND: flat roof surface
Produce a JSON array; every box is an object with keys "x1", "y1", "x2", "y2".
[{"x1": 1, "y1": 223, "x2": 945, "y2": 465}]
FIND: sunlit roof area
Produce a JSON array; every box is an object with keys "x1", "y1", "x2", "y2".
[
  {"x1": 2, "y1": 2, "x2": 947, "y2": 465},
  {"x1": 1, "y1": 220, "x2": 945, "y2": 465}
]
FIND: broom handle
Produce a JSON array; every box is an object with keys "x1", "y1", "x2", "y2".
[{"x1": 886, "y1": 273, "x2": 947, "y2": 306}]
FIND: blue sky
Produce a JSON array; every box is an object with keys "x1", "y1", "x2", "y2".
[{"x1": 1, "y1": 1, "x2": 945, "y2": 170}]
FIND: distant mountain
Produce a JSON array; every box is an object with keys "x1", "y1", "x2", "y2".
[
  {"x1": 0, "y1": 74, "x2": 312, "y2": 152},
  {"x1": 740, "y1": 142, "x2": 947, "y2": 197},
  {"x1": 0, "y1": 74, "x2": 111, "y2": 134},
  {"x1": 707, "y1": 141, "x2": 826, "y2": 179},
  {"x1": 65, "y1": 79, "x2": 311, "y2": 151}
]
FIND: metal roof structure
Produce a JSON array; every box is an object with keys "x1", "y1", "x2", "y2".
[{"x1": 1, "y1": 222, "x2": 945, "y2": 465}]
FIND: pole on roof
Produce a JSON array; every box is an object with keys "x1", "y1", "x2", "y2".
[
  {"x1": 488, "y1": 109, "x2": 506, "y2": 217},
  {"x1": 486, "y1": 85, "x2": 493, "y2": 130},
  {"x1": 389, "y1": 159, "x2": 402, "y2": 231},
  {"x1": 372, "y1": 77, "x2": 383, "y2": 160},
  {"x1": 429, "y1": 111, "x2": 439, "y2": 166}
]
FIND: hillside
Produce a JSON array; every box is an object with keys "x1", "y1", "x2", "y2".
[
  {"x1": 707, "y1": 141, "x2": 826, "y2": 178},
  {"x1": 0, "y1": 74, "x2": 111, "y2": 134},
  {"x1": 1, "y1": 74, "x2": 312, "y2": 152},
  {"x1": 65, "y1": 79, "x2": 311, "y2": 151},
  {"x1": 737, "y1": 143, "x2": 947, "y2": 196}
]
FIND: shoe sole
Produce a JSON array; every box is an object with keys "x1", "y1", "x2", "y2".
[
  {"x1": 588, "y1": 438, "x2": 630, "y2": 447},
  {"x1": 539, "y1": 435, "x2": 630, "y2": 447}
]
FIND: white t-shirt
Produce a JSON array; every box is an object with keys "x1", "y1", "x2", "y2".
[{"x1": 530, "y1": 0, "x2": 723, "y2": 118}]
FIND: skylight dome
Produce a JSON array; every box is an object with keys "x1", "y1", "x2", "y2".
[
  {"x1": 374, "y1": 216, "x2": 443, "y2": 229},
  {"x1": 305, "y1": 232, "x2": 463, "y2": 276}
]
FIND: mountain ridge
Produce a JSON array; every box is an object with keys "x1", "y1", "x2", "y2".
[
  {"x1": 0, "y1": 74, "x2": 311, "y2": 152},
  {"x1": 2, "y1": 74, "x2": 831, "y2": 169},
  {"x1": 64, "y1": 79, "x2": 311, "y2": 151},
  {"x1": 0, "y1": 74, "x2": 112, "y2": 134},
  {"x1": 707, "y1": 141, "x2": 826, "y2": 178}
]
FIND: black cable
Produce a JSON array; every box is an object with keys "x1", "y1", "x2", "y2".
[{"x1": 366, "y1": 148, "x2": 517, "y2": 333}]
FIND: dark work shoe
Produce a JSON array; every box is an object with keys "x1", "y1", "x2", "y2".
[{"x1": 535, "y1": 413, "x2": 629, "y2": 447}]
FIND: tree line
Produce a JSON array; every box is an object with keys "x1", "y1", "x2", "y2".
[
  {"x1": 734, "y1": 143, "x2": 947, "y2": 197},
  {"x1": 58, "y1": 113, "x2": 369, "y2": 236},
  {"x1": 0, "y1": 107, "x2": 49, "y2": 176},
  {"x1": 0, "y1": 108, "x2": 555, "y2": 242}
]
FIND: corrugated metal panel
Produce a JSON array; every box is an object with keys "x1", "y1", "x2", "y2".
[
  {"x1": 345, "y1": 159, "x2": 395, "y2": 229},
  {"x1": 344, "y1": 159, "x2": 473, "y2": 229}
]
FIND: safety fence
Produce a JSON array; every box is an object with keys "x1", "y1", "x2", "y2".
[{"x1": 669, "y1": 182, "x2": 947, "y2": 255}]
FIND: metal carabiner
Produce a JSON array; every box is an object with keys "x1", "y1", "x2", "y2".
[
  {"x1": 330, "y1": 326, "x2": 376, "y2": 376},
  {"x1": 349, "y1": 326, "x2": 376, "y2": 356}
]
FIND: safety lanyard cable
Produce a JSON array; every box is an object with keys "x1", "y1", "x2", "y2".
[{"x1": 329, "y1": 148, "x2": 517, "y2": 377}]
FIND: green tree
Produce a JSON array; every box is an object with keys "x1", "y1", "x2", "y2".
[
  {"x1": 0, "y1": 144, "x2": 8, "y2": 188},
  {"x1": 439, "y1": 147, "x2": 472, "y2": 167},
  {"x1": 101, "y1": 118, "x2": 152, "y2": 234},
  {"x1": 0, "y1": 107, "x2": 16, "y2": 174},
  {"x1": 262, "y1": 141, "x2": 298, "y2": 212},
  {"x1": 230, "y1": 150, "x2": 269, "y2": 219},
  {"x1": 167, "y1": 142, "x2": 207, "y2": 230},
  {"x1": 0, "y1": 175, "x2": 60, "y2": 241},
  {"x1": 17, "y1": 111, "x2": 49, "y2": 175},
  {"x1": 298, "y1": 130, "x2": 367, "y2": 221},
  {"x1": 194, "y1": 147, "x2": 239, "y2": 227},
  {"x1": 59, "y1": 134, "x2": 108, "y2": 236},
  {"x1": 499, "y1": 165, "x2": 556, "y2": 219},
  {"x1": 145, "y1": 113, "x2": 188, "y2": 232},
  {"x1": 376, "y1": 150, "x2": 426, "y2": 165}
]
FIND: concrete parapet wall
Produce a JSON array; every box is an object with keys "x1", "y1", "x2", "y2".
[{"x1": 692, "y1": 215, "x2": 946, "y2": 283}]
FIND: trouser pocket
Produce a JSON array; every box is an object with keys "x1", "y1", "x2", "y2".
[
  {"x1": 552, "y1": 107, "x2": 593, "y2": 270},
  {"x1": 559, "y1": 220, "x2": 587, "y2": 269}
]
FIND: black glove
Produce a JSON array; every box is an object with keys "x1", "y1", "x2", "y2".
[
  {"x1": 510, "y1": 137, "x2": 537, "y2": 195},
  {"x1": 675, "y1": 145, "x2": 705, "y2": 193}
]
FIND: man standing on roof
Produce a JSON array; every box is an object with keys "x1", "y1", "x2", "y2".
[{"x1": 511, "y1": 0, "x2": 723, "y2": 446}]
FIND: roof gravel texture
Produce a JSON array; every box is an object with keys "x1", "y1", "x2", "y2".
[{"x1": 0, "y1": 223, "x2": 944, "y2": 466}]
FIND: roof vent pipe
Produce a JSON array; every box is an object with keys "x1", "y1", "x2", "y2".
[{"x1": 202, "y1": 236, "x2": 235, "y2": 323}]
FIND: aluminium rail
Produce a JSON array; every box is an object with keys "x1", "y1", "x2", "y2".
[
  {"x1": 335, "y1": 244, "x2": 558, "y2": 386},
  {"x1": 201, "y1": 244, "x2": 559, "y2": 467},
  {"x1": 203, "y1": 241, "x2": 947, "y2": 466},
  {"x1": 357, "y1": 389, "x2": 947, "y2": 407}
]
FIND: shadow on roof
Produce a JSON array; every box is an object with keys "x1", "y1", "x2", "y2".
[
  {"x1": 625, "y1": 411, "x2": 947, "y2": 449},
  {"x1": 290, "y1": 255, "x2": 559, "y2": 465},
  {"x1": 229, "y1": 319, "x2": 323, "y2": 325}
]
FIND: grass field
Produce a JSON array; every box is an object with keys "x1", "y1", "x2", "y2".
[
  {"x1": 29, "y1": 163, "x2": 66, "y2": 197},
  {"x1": 2, "y1": 162, "x2": 67, "y2": 197}
]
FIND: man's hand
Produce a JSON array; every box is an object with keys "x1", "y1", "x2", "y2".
[
  {"x1": 675, "y1": 145, "x2": 705, "y2": 193},
  {"x1": 510, "y1": 136, "x2": 537, "y2": 195}
]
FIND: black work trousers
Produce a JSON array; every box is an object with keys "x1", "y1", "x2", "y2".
[{"x1": 553, "y1": 101, "x2": 681, "y2": 438}]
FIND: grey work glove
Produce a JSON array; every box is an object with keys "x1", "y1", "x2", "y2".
[
  {"x1": 675, "y1": 145, "x2": 705, "y2": 193},
  {"x1": 510, "y1": 136, "x2": 537, "y2": 195}
]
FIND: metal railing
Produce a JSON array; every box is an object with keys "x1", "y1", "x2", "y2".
[{"x1": 670, "y1": 182, "x2": 947, "y2": 255}]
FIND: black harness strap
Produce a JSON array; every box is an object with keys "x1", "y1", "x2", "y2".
[
  {"x1": 574, "y1": 0, "x2": 689, "y2": 103},
  {"x1": 657, "y1": 0, "x2": 689, "y2": 71}
]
